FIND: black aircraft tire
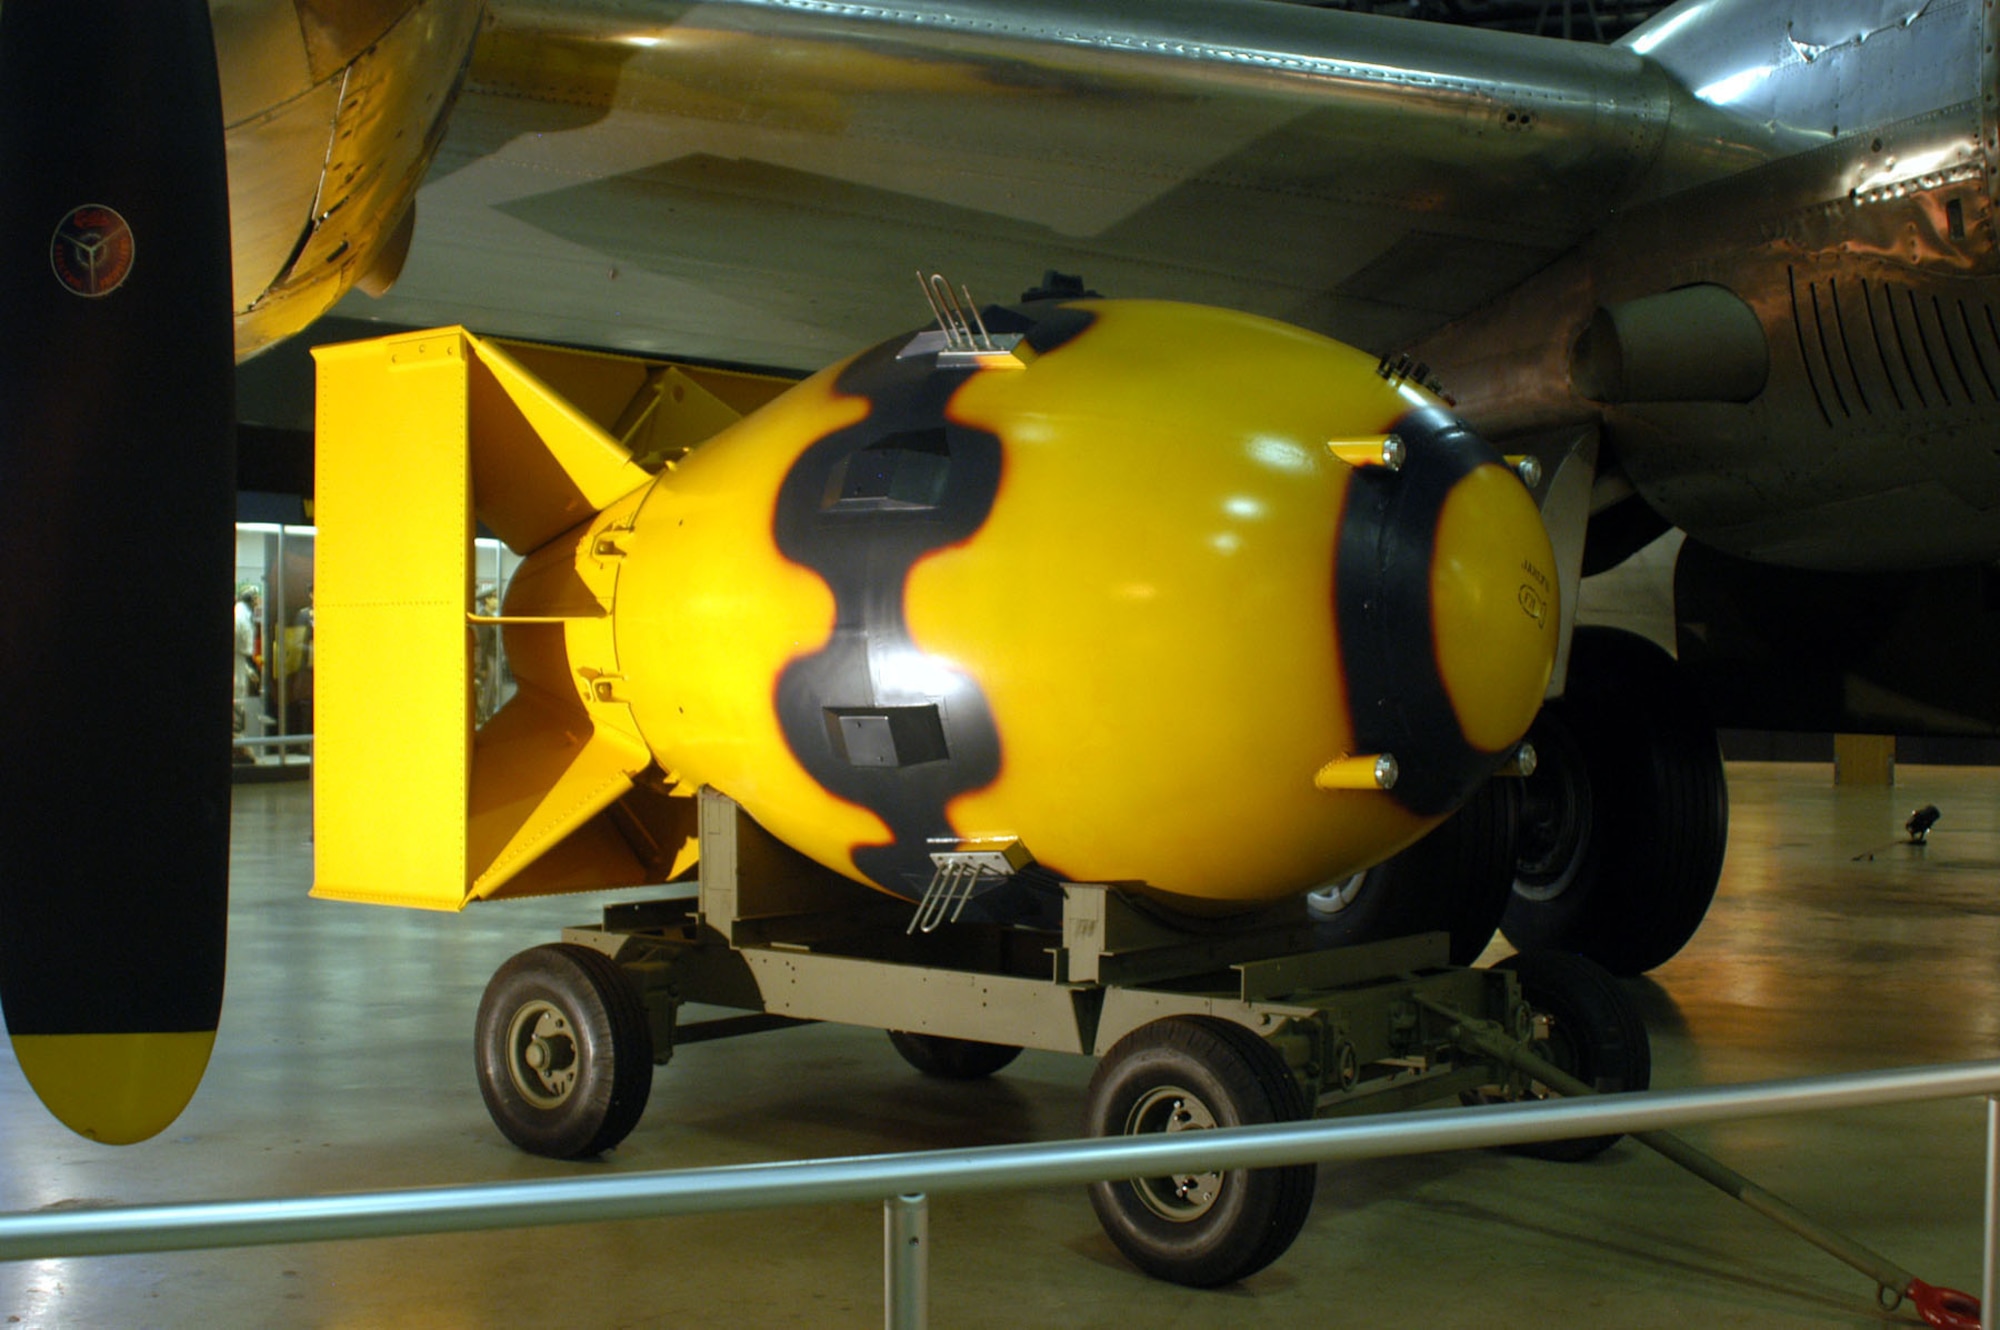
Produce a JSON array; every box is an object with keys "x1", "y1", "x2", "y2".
[
  {"x1": 1309, "y1": 778, "x2": 1519, "y2": 965},
  {"x1": 1481, "y1": 950, "x2": 1651, "y2": 1162},
  {"x1": 886, "y1": 1030, "x2": 1023, "y2": 1079},
  {"x1": 1501, "y1": 627, "x2": 1728, "y2": 975},
  {"x1": 475, "y1": 943, "x2": 654, "y2": 1159},
  {"x1": 1084, "y1": 1016, "x2": 1315, "y2": 1287}
]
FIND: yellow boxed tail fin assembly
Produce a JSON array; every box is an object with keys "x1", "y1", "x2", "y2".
[{"x1": 310, "y1": 328, "x2": 792, "y2": 910}]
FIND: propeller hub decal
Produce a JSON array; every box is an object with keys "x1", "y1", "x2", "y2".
[{"x1": 49, "y1": 204, "x2": 133, "y2": 297}]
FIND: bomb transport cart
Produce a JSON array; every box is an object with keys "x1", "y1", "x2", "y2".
[
  {"x1": 478, "y1": 789, "x2": 1643, "y2": 1287},
  {"x1": 308, "y1": 310, "x2": 1621, "y2": 1285}
]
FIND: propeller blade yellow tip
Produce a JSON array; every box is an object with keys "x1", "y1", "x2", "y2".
[{"x1": 10, "y1": 1031, "x2": 215, "y2": 1144}]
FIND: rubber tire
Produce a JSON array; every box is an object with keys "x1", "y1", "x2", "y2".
[
  {"x1": 1309, "y1": 778, "x2": 1519, "y2": 965},
  {"x1": 886, "y1": 1030, "x2": 1022, "y2": 1079},
  {"x1": 1489, "y1": 950, "x2": 1651, "y2": 1162},
  {"x1": 1084, "y1": 1016, "x2": 1315, "y2": 1287},
  {"x1": 475, "y1": 943, "x2": 654, "y2": 1159},
  {"x1": 1500, "y1": 627, "x2": 1728, "y2": 975}
]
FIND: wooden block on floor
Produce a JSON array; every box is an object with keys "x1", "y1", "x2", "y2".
[{"x1": 1834, "y1": 733, "x2": 1895, "y2": 786}]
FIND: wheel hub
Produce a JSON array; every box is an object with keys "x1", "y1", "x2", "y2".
[
  {"x1": 1514, "y1": 720, "x2": 1590, "y2": 901},
  {"x1": 1124, "y1": 1085, "x2": 1224, "y2": 1221},
  {"x1": 1476, "y1": 1011, "x2": 1578, "y2": 1106},
  {"x1": 505, "y1": 999, "x2": 579, "y2": 1108}
]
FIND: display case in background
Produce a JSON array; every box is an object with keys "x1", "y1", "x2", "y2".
[{"x1": 231, "y1": 524, "x2": 521, "y2": 775}]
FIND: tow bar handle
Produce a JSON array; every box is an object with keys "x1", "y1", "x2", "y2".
[
  {"x1": 1441, "y1": 1009, "x2": 1982, "y2": 1329},
  {"x1": 1906, "y1": 1278, "x2": 1981, "y2": 1330}
]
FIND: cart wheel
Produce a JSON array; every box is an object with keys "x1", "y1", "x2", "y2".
[
  {"x1": 475, "y1": 943, "x2": 654, "y2": 1159},
  {"x1": 1472, "y1": 950, "x2": 1650, "y2": 1162},
  {"x1": 886, "y1": 1030, "x2": 1022, "y2": 1079},
  {"x1": 1084, "y1": 1016, "x2": 1315, "y2": 1287}
]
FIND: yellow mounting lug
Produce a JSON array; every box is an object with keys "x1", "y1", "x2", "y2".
[
  {"x1": 1314, "y1": 754, "x2": 1400, "y2": 792},
  {"x1": 1327, "y1": 435, "x2": 1405, "y2": 471}
]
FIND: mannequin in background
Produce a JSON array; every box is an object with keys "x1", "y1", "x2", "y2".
[
  {"x1": 233, "y1": 583, "x2": 262, "y2": 759},
  {"x1": 286, "y1": 583, "x2": 314, "y2": 734}
]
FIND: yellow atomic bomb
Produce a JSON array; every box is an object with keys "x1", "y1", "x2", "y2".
[{"x1": 313, "y1": 299, "x2": 1557, "y2": 922}]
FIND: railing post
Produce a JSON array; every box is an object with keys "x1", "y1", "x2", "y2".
[
  {"x1": 1985, "y1": 1097, "x2": 1998, "y2": 1330},
  {"x1": 884, "y1": 1192, "x2": 928, "y2": 1330}
]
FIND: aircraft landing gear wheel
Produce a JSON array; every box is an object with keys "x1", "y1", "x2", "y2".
[
  {"x1": 1308, "y1": 777, "x2": 1519, "y2": 965},
  {"x1": 1084, "y1": 1016, "x2": 1315, "y2": 1287},
  {"x1": 475, "y1": 943, "x2": 653, "y2": 1159},
  {"x1": 886, "y1": 1030, "x2": 1022, "y2": 1079},
  {"x1": 1471, "y1": 950, "x2": 1650, "y2": 1162},
  {"x1": 1501, "y1": 626, "x2": 1728, "y2": 975}
]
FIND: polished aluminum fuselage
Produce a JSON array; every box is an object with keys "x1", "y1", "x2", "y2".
[
  {"x1": 8, "y1": 0, "x2": 1982, "y2": 570},
  {"x1": 310, "y1": 0, "x2": 1998, "y2": 571}
]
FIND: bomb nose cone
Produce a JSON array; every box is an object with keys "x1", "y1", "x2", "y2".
[
  {"x1": 1334, "y1": 411, "x2": 1558, "y2": 823},
  {"x1": 1430, "y1": 459, "x2": 1558, "y2": 755}
]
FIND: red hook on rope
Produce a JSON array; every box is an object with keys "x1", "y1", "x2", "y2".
[{"x1": 1905, "y1": 1279, "x2": 1980, "y2": 1330}]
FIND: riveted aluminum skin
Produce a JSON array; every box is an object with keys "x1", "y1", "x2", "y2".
[
  {"x1": 340, "y1": 0, "x2": 2000, "y2": 571},
  {"x1": 176, "y1": 0, "x2": 485, "y2": 357}
]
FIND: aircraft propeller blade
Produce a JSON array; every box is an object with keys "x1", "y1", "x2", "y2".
[{"x1": 0, "y1": 0, "x2": 235, "y2": 1141}]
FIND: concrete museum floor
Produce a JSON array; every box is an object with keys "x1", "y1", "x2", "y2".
[{"x1": 1, "y1": 762, "x2": 1995, "y2": 1329}]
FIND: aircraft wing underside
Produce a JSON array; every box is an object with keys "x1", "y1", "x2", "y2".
[{"x1": 340, "y1": 0, "x2": 1790, "y2": 370}]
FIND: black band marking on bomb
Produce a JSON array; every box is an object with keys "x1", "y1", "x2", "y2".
[
  {"x1": 770, "y1": 304, "x2": 1099, "y2": 900},
  {"x1": 988, "y1": 301, "x2": 1097, "y2": 354},
  {"x1": 1336, "y1": 408, "x2": 1512, "y2": 817},
  {"x1": 771, "y1": 338, "x2": 1005, "y2": 900}
]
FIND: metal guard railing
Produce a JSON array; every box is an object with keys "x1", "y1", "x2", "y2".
[{"x1": 3, "y1": 1059, "x2": 2000, "y2": 1328}]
